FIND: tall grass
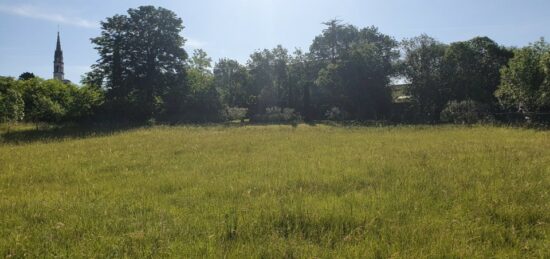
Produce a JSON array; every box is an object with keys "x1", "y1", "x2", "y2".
[{"x1": 0, "y1": 124, "x2": 549, "y2": 257}]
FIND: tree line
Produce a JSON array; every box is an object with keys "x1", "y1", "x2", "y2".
[{"x1": 2, "y1": 6, "x2": 550, "y2": 126}]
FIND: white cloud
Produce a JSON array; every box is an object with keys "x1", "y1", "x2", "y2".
[{"x1": 0, "y1": 4, "x2": 98, "y2": 29}]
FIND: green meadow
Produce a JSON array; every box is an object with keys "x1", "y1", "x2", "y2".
[{"x1": 0, "y1": 124, "x2": 549, "y2": 258}]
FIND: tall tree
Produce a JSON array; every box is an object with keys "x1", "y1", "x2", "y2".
[
  {"x1": 313, "y1": 23, "x2": 398, "y2": 120},
  {"x1": 214, "y1": 59, "x2": 250, "y2": 108},
  {"x1": 0, "y1": 77, "x2": 24, "y2": 124},
  {"x1": 90, "y1": 6, "x2": 188, "y2": 121},
  {"x1": 91, "y1": 14, "x2": 129, "y2": 106},
  {"x1": 287, "y1": 49, "x2": 310, "y2": 112},
  {"x1": 292, "y1": 50, "x2": 319, "y2": 120},
  {"x1": 496, "y1": 39, "x2": 550, "y2": 120},
  {"x1": 189, "y1": 49, "x2": 213, "y2": 73},
  {"x1": 247, "y1": 49, "x2": 273, "y2": 114},
  {"x1": 443, "y1": 37, "x2": 512, "y2": 105},
  {"x1": 401, "y1": 35, "x2": 448, "y2": 121},
  {"x1": 271, "y1": 45, "x2": 291, "y2": 108},
  {"x1": 184, "y1": 50, "x2": 224, "y2": 122},
  {"x1": 310, "y1": 20, "x2": 358, "y2": 63}
]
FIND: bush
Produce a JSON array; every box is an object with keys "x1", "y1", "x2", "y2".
[
  {"x1": 0, "y1": 77, "x2": 25, "y2": 123},
  {"x1": 440, "y1": 100, "x2": 493, "y2": 124},
  {"x1": 21, "y1": 79, "x2": 71, "y2": 124},
  {"x1": 495, "y1": 40, "x2": 550, "y2": 120},
  {"x1": 167, "y1": 68, "x2": 226, "y2": 123},
  {"x1": 178, "y1": 87, "x2": 225, "y2": 123},
  {"x1": 19, "y1": 78, "x2": 104, "y2": 124},
  {"x1": 67, "y1": 85, "x2": 104, "y2": 122},
  {"x1": 325, "y1": 107, "x2": 348, "y2": 121},
  {"x1": 254, "y1": 106, "x2": 302, "y2": 123},
  {"x1": 226, "y1": 107, "x2": 248, "y2": 122}
]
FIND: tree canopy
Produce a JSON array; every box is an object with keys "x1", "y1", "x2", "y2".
[
  {"x1": 496, "y1": 39, "x2": 550, "y2": 118},
  {"x1": 90, "y1": 6, "x2": 188, "y2": 122},
  {"x1": 3, "y1": 6, "x2": 548, "y2": 126}
]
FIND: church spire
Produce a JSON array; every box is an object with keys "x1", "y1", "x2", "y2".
[
  {"x1": 56, "y1": 31, "x2": 62, "y2": 52},
  {"x1": 53, "y1": 30, "x2": 64, "y2": 81}
]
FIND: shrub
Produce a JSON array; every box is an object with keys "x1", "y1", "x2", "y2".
[
  {"x1": 440, "y1": 99, "x2": 493, "y2": 124},
  {"x1": 169, "y1": 68, "x2": 226, "y2": 123},
  {"x1": 226, "y1": 107, "x2": 248, "y2": 122},
  {"x1": 0, "y1": 77, "x2": 25, "y2": 123},
  {"x1": 495, "y1": 40, "x2": 550, "y2": 120},
  {"x1": 254, "y1": 106, "x2": 302, "y2": 123},
  {"x1": 21, "y1": 79, "x2": 71, "y2": 124},
  {"x1": 67, "y1": 85, "x2": 104, "y2": 122},
  {"x1": 19, "y1": 78, "x2": 104, "y2": 124},
  {"x1": 325, "y1": 107, "x2": 348, "y2": 121}
]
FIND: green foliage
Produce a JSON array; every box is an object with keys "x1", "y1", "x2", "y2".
[
  {"x1": 180, "y1": 67, "x2": 225, "y2": 122},
  {"x1": 16, "y1": 78, "x2": 103, "y2": 124},
  {"x1": 325, "y1": 107, "x2": 348, "y2": 121},
  {"x1": 225, "y1": 107, "x2": 248, "y2": 122},
  {"x1": 254, "y1": 107, "x2": 301, "y2": 123},
  {"x1": 310, "y1": 19, "x2": 359, "y2": 62},
  {"x1": 496, "y1": 39, "x2": 550, "y2": 118},
  {"x1": 0, "y1": 125, "x2": 548, "y2": 257},
  {"x1": 90, "y1": 6, "x2": 188, "y2": 122},
  {"x1": 214, "y1": 59, "x2": 251, "y2": 108},
  {"x1": 401, "y1": 35, "x2": 449, "y2": 121},
  {"x1": 401, "y1": 35, "x2": 513, "y2": 122},
  {"x1": 8, "y1": 6, "x2": 543, "y2": 125},
  {"x1": 67, "y1": 85, "x2": 105, "y2": 121},
  {"x1": 443, "y1": 37, "x2": 512, "y2": 105},
  {"x1": 81, "y1": 69, "x2": 104, "y2": 89},
  {"x1": 313, "y1": 22, "x2": 398, "y2": 120},
  {"x1": 79, "y1": 9, "x2": 533, "y2": 124},
  {"x1": 440, "y1": 99, "x2": 493, "y2": 124},
  {"x1": 20, "y1": 79, "x2": 71, "y2": 124},
  {"x1": 18, "y1": 72, "x2": 36, "y2": 81},
  {"x1": 288, "y1": 50, "x2": 314, "y2": 119},
  {"x1": 188, "y1": 49, "x2": 213, "y2": 73},
  {"x1": 0, "y1": 77, "x2": 25, "y2": 123},
  {"x1": 247, "y1": 46, "x2": 293, "y2": 114}
]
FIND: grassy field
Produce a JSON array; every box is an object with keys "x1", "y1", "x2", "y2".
[{"x1": 0, "y1": 124, "x2": 549, "y2": 258}]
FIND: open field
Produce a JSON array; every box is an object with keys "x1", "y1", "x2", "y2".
[{"x1": 0, "y1": 124, "x2": 549, "y2": 258}]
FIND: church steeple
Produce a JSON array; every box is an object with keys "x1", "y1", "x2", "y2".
[{"x1": 53, "y1": 31, "x2": 64, "y2": 81}]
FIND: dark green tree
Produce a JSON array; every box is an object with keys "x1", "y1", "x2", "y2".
[
  {"x1": 247, "y1": 48, "x2": 276, "y2": 114},
  {"x1": 310, "y1": 20, "x2": 358, "y2": 63},
  {"x1": 81, "y1": 69, "x2": 105, "y2": 90},
  {"x1": 90, "y1": 14, "x2": 129, "y2": 107},
  {"x1": 313, "y1": 22, "x2": 398, "y2": 120},
  {"x1": 188, "y1": 49, "x2": 213, "y2": 73},
  {"x1": 214, "y1": 59, "x2": 250, "y2": 108},
  {"x1": 90, "y1": 6, "x2": 188, "y2": 122},
  {"x1": 0, "y1": 77, "x2": 25, "y2": 124},
  {"x1": 496, "y1": 39, "x2": 550, "y2": 120},
  {"x1": 245, "y1": 45, "x2": 296, "y2": 116},
  {"x1": 182, "y1": 50, "x2": 224, "y2": 122},
  {"x1": 18, "y1": 72, "x2": 36, "y2": 81},
  {"x1": 271, "y1": 45, "x2": 291, "y2": 108},
  {"x1": 443, "y1": 37, "x2": 512, "y2": 105},
  {"x1": 20, "y1": 78, "x2": 72, "y2": 124},
  {"x1": 287, "y1": 49, "x2": 312, "y2": 113},
  {"x1": 14, "y1": 77, "x2": 104, "y2": 124},
  {"x1": 66, "y1": 85, "x2": 105, "y2": 122},
  {"x1": 401, "y1": 35, "x2": 448, "y2": 121}
]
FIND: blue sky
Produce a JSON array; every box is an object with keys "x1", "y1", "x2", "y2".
[{"x1": 0, "y1": 0, "x2": 549, "y2": 83}]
